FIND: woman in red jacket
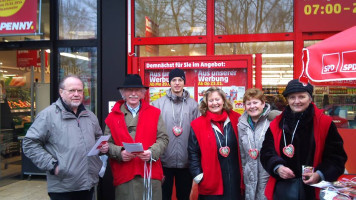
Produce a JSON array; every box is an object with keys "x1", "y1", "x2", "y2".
[
  {"x1": 188, "y1": 87, "x2": 244, "y2": 199},
  {"x1": 260, "y1": 79, "x2": 347, "y2": 200}
]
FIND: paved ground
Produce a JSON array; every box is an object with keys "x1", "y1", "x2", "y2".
[{"x1": 0, "y1": 176, "x2": 49, "y2": 200}]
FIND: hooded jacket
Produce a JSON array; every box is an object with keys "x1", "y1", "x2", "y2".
[
  {"x1": 23, "y1": 98, "x2": 103, "y2": 193},
  {"x1": 152, "y1": 89, "x2": 199, "y2": 168}
]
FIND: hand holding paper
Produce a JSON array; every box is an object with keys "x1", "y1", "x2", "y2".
[
  {"x1": 123, "y1": 142, "x2": 144, "y2": 153},
  {"x1": 87, "y1": 135, "x2": 111, "y2": 156}
]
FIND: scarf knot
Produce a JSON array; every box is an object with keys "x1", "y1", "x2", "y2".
[{"x1": 206, "y1": 110, "x2": 228, "y2": 133}]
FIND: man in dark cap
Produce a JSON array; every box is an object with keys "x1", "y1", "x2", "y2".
[
  {"x1": 105, "y1": 74, "x2": 169, "y2": 200},
  {"x1": 261, "y1": 79, "x2": 347, "y2": 200},
  {"x1": 152, "y1": 68, "x2": 199, "y2": 200}
]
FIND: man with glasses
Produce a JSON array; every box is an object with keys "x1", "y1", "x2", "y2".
[{"x1": 23, "y1": 75, "x2": 108, "y2": 200}]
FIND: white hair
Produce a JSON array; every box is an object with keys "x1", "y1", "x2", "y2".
[{"x1": 119, "y1": 88, "x2": 147, "y2": 100}]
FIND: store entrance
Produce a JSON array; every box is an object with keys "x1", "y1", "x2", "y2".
[{"x1": 0, "y1": 49, "x2": 50, "y2": 181}]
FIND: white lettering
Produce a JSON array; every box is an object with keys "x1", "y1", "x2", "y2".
[
  {"x1": 323, "y1": 64, "x2": 335, "y2": 72},
  {"x1": 342, "y1": 63, "x2": 356, "y2": 71},
  {"x1": 198, "y1": 76, "x2": 229, "y2": 83},
  {"x1": 0, "y1": 21, "x2": 33, "y2": 31}
]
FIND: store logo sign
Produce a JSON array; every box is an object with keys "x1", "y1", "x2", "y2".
[
  {"x1": 0, "y1": 21, "x2": 34, "y2": 31},
  {"x1": 321, "y1": 53, "x2": 339, "y2": 74},
  {"x1": 0, "y1": 0, "x2": 37, "y2": 35}
]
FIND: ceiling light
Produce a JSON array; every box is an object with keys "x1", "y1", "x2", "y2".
[
  {"x1": 260, "y1": 70, "x2": 293, "y2": 74},
  {"x1": 262, "y1": 64, "x2": 292, "y2": 68},
  {"x1": 253, "y1": 53, "x2": 293, "y2": 58},
  {"x1": 60, "y1": 52, "x2": 89, "y2": 61}
]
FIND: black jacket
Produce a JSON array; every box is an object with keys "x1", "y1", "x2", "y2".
[
  {"x1": 188, "y1": 121, "x2": 242, "y2": 200},
  {"x1": 260, "y1": 104, "x2": 347, "y2": 199}
]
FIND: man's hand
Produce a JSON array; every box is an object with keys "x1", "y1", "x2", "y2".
[
  {"x1": 121, "y1": 150, "x2": 136, "y2": 162},
  {"x1": 303, "y1": 172, "x2": 320, "y2": 185},
  {"x1": 136, "y1": 150, "x2": 152, "y2": 162},
  {"x1": 277, "y1": 166, "x2": 295, "y2": 179},
  {"x1": 99, "y1": 142, "x2": 109, "y2": 154},
  {"x1": 54, "y1": 165, "x2": 59, "y2": 176}
]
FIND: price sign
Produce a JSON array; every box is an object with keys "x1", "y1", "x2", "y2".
[{"x1": 297, "y1": 0, "x2": 356, "y2": 32}]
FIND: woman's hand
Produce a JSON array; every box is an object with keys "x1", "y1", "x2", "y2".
[
  {"x1": 121, "y1": 150, "x2": 136, "y2": 162},
  {"x1": 277, "y1": 166, "x2": 295, "y2": 179},
  {"x1": 303, "y1": 172, "x2": 320, "y2": 185}
]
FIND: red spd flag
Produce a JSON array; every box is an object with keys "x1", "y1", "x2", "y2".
[{"x1": 302, "y1": 26, "x2": 356, "y2": 83}]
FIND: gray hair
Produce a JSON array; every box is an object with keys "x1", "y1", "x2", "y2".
[
  {"x1": 119, "y1": 88, "x2": 147, "y2": 100},
  {"x1": 59, "y1": 74, "x2": 84, "y2": 90}
]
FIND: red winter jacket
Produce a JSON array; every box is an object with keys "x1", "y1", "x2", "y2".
[{"x1": 105, "y1": 100, "x2": 164, "y2": 186}]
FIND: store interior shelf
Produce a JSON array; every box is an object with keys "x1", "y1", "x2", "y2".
[{"x1": 10, "y1": 109, "x2": 31, "y2": 113}]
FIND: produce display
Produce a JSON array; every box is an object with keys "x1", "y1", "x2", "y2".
[{"x1": 7, "y1": 100, "x2": 32, "y2": 109}]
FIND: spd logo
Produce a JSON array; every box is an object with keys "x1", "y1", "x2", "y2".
[
  {"x1": 321, "y1": 53, "x2": 340, "y2": 74},
  {"x1": 340, "y1": 50, "x2": 356, "y2": 73}
]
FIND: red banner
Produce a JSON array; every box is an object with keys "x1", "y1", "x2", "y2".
[
  {"x1": 144, "y1": 60, "x2": 248, "y2": 70},
  {"x1": 0, "y1": 0, "x2": 38, "y2": 35}
]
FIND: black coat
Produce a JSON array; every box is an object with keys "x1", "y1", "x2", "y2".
[
  {"x1": 260, "y1": 104, "x2": 347, "y2": 199},
  {"x1": 188, "y1": 122, "x2": 242, "y2": 200}
]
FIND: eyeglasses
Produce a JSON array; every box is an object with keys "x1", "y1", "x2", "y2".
[{"x1": 62, "y1": 89, "x2": 83, "y2": 94}]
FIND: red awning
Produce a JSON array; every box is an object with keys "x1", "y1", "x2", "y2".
[{"x1": 300, "y1": 26, "x2": 356, "y2": 85}]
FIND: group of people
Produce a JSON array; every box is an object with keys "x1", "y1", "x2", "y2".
[{"x1": 22, "y1": 68, "x2": 347, "y2": 200}]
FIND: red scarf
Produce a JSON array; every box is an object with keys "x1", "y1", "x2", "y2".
[
  {"x1": 191, "y1": 110, "x2": 244, "y2": 195},
  {"x1": 206, "y1": 110, "x2": 228, "y2": 133}
]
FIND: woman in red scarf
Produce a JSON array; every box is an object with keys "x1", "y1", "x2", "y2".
[{"x1": 188, "y1": 87, "x2": 244, "y2": 200}]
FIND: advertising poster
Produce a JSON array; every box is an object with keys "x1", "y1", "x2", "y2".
[
  {"x1": 0, "y1": 0, "x2": 38, "y2": 35},
  {"x1": 144, "y1": 66, "x2": 249, "y2": 115},
  {"x1": 197, "y1": 86, "x2": 245, "y2": 114},
  {"x1": 17, "y1": 50, "x2": 49, "y2": 68}
]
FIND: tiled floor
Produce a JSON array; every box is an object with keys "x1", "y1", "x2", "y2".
[{"x1": 0, "y1": 176, "x2": 49, "y2": 200}]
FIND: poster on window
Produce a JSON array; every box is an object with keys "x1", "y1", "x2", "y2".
[
  {"x1": 197, "y1": 86, "x2": 245, "y2": 114},
  {"x1": 0, "y1": 0, "x2": 38, "y2": 35},
  {"x1": 17, "y1": 50, "x2": 48, "y2": 68},
  {"x1": 145, "y1": 68, "x2": 248, "y2": 115}
]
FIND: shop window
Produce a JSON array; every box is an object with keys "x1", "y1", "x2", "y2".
[
  {"x1": 137, "y1": 44, "x2": 206, "y2": 57},
  {"x1": 58, "y1": 0, "x2": 97, "y2": 39},
  {"x1": 215, "y1": 0, "x2": 293, "y2": 35},
  {"x1": 134, "y1": 0, "x2": 206, "y2": 37},
  {"x1": 58, "y1": 47, "x2": 98, "y2": 113},
  {"x1": 0, "y1": 0, "x2": 50, "y2": 42},
  {"x1": 216, "y1": 41, "x2": 293, "y2": 110},
  {"x1": 0, "y1": 49, "x2": 50, "y2": 179}
]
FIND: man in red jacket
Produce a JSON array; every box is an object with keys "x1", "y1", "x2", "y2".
[{"x1": 105, "y1": 74, "x2": 169, "y2": 200}]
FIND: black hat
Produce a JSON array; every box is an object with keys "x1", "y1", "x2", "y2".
[
  {"x1": 282, "y1": 79, "x2": 313, "y2": 97},
  {"x1": 117, "y1": 74, "x2": 149, "y2": 89},
  {"x1": 169, "y1": 68, "x2": 186, "y2": 84}
]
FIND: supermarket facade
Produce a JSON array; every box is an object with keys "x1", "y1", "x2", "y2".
[{"x1": 0, "y1": 0, "x2": 356, "y2": 199}]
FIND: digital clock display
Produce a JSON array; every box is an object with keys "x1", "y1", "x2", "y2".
[
  {"x1": 304, "y1": 3, "x2": 356, "y2": 15},
  {"x1": 297, "y1": 1, "x2": 356, "y2": 32}
]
